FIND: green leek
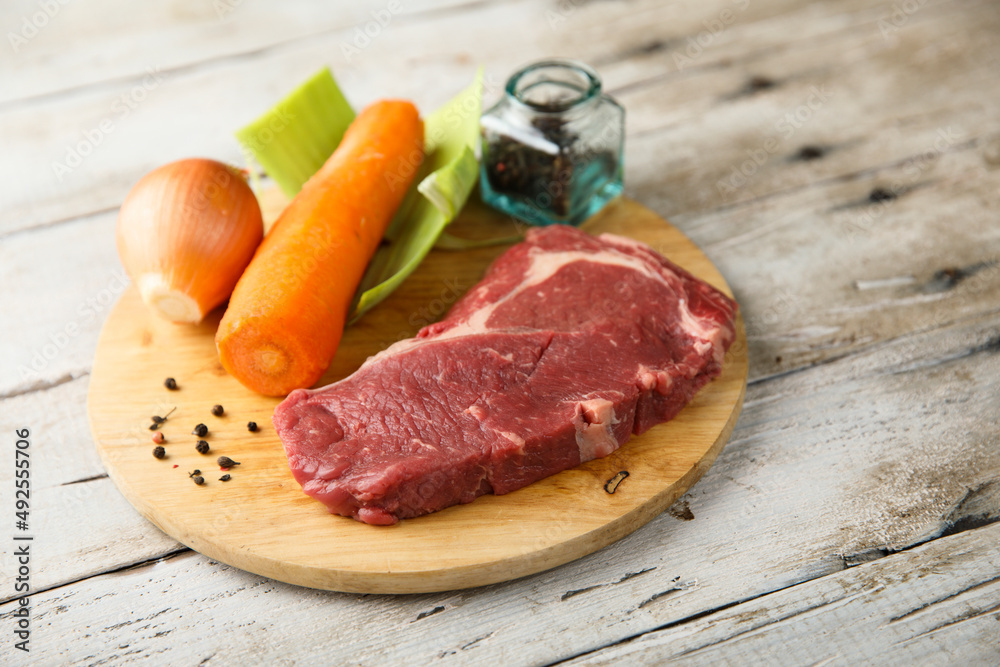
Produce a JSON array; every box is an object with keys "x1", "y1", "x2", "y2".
[
  {"x1": 236, "y1": 67, "x2": 485, "y2": 323},
  {"x1": 235, "y1": 67, "x2": 354, "y2": 198}
]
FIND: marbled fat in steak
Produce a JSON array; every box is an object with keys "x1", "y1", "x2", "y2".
[{"x1": 273, "y1": 225, "x2": 738, "y2": 525}]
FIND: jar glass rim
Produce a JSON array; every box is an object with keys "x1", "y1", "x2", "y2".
[{"x1": 505, "y1": 59, "x2": 602, "y2": 113}]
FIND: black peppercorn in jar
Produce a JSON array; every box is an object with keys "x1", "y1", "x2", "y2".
[{"x1": 480, "y1": 59, "x2": 624, "y2": 227}]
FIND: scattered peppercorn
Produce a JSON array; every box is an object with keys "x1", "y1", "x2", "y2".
[
  {"x1": 211, "y1": 404, "x2": 225, "y2": 417},
  {"x1": 152, "y1": 446, "x2": 165, "y2": 459},
  {"x1": 192, "y1": 475, "x2": 205, "y2": 486},
  {"x1": 152, "y1": 431, "x2": 165, "y2": 444},
  {"x1": 247, "y1": 421, "x2": 258, "y2": 432},
  {"x1": 195, "y1": 440, "x2": 210, "y2": 455},
  {"x1": 192, "y1": 423, "x2": 208, "y2": 437},
  {"x1": 188, "y1": 469, "x2": 201, "y2": 478},
  {"x1": 149, "y1": 407, "x2": 176, "y2": 430},
  {"x1": 164, "y1": 377, "x2": 178, "y2": 390},
  {"x1": 219, "y1": 474, "x2": 231, "y2": 482},
  {"x1": 217, "y1": 456, "x2": 240, "y2": 469}
]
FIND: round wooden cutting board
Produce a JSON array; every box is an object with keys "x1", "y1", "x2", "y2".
[{"x1": 87, "y1": 197, "x2": 747, "y2": 594}]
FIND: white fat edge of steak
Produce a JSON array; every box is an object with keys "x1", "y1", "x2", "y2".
[
  {"x1": 343, "y1": 238, "x2": 726, "y2": 377},
  {"x1": 574, "y1": 398, "x2": 620, "y2": 462}
]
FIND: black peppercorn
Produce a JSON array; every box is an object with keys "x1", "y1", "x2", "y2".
[
  {"x1": 247, "y1": 421, "x2": 258, "y2": 432},
  {"x1": 219, "y1": 474, "x2": 231, "y2": 482},
  {"x1": 188, "y1": 469, "x2": 201, "y2": 478},
  {"x1": 164, "y1": 377, "x2": 178, "y2": 390},
  {"x1": 195, "y1": 440, "x2": 210, "y2": 454},
  {"x1": 217, "y1": 456, "x2": 240, "y2": 469},
  {"x1": 192, "y1": 475, "x2": 205, "y2": 486},
  {"x1": 149, "y1": 407, "x2": 175, "y2": 430},
  {"x1": 192, "y1": 423, "x2": 208, "y2": 437},
  {"x1": 152, "y1": 446, "x2": 165, "y2": 459},
  {"x1": 211, "y1": 404, "x2": 224, "y2": 417}
]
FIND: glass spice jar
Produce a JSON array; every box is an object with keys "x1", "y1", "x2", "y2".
[{"x1": 480, "y1": 59, "x2": 625, "y2": 227}]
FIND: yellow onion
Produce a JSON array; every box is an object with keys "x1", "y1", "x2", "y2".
[{"x1": 116, "y1": 158, "x2": 264, "y2": 323}]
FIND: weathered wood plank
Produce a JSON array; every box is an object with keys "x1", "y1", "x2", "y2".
[
  {"x1": 0, "y1": 377, "x2": 183, "y2": 600},
  {"x1": 0, "y1": 0, "x2": 525, "y2": 235},
  {"x1": 0, "y1": 0, "x2": 497, "y2": 104},
  {"x1": 0, "y1": 376, "x2": 104, "y2": 491},
  {"x1": 686, "y1": 145, "x2": 1000, "y2": 382},
  {"x1": 622, "y1": 0, "x2": 1000, "y2": 217},
  {"x1": 1, "y1": 0, "x2": 824, "y2": 107},
  {"x1": 567, "y1": 523, "x2": 1000, "y2": 666},
  {"x1": 0, "y1": 481, "x2": 183, "y2": 603},
  {"x1": 4, "y1": 0, "x2": 997, "y2": 237},
  {"x1": 4, "y1": 305, "x2": 997, "y2": 664},
  {"x1": 0, "y1": 212, "x2": 123, "y2": 397}
]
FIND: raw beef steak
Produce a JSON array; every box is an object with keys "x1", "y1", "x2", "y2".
[{"x1": 273, "y1": 225, "x2": 738, "y2": 525}]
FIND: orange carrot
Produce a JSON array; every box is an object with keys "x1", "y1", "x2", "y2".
[{"x1": 216, "y1": 100, "x2": 424, "y2": 396}]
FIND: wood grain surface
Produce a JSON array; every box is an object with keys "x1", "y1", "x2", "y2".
[
  {"x1": 4, "y1": 0, "x2": 1000, "y2": 663},
  {"x1": 86, "y1": 198, "x2": 748, "y2": 593}
]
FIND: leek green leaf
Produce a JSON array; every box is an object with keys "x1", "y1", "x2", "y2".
[
  {"x1": 235, "y1": 67, "x2": 354, "y2": 198},
  {"x1": 434, "y1": 230, "x2": 523, "y2": 249},
  {"x1": 350, "y1": 70, "x2": 484, "y2": 321}
]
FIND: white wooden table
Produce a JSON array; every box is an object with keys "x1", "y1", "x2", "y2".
[{"x1": 3, "y1": 0, "x2": 1000, "y2": 664}]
